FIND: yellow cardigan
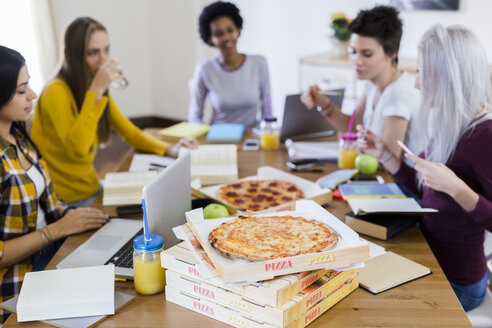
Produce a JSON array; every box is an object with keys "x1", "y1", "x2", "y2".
[{"x1": 31, "y1": 79, "x2": 169, "y2": 203}]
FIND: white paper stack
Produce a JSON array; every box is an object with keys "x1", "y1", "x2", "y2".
[{"x1": 17, "y1": 265, "x2": 115, "y2": 322}]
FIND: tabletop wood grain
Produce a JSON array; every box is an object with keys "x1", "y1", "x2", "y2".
[{"x1": 4, "y1": 130, "x2": 471, "y2": 327}]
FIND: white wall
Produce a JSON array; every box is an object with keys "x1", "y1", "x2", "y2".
[{"x1": 44, "y1": 0, "x2": 492, "y2": 121}]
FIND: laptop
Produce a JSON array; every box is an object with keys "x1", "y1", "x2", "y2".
[
  {"x1": 57, "y1": 151, "x2": 191, "y2": 279},
  {"x1": 280, "y1": 89, "x2": 344, "y2": 141}
]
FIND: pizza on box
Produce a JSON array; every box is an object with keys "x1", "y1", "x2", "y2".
[
  {"x1": 209, "y1": 215, "x2": 338, "y2": 261},
  {"x1": 217, "y1": 179, "x2": 305, "y2": 211}
]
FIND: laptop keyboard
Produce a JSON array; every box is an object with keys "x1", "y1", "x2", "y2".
[{"x1": 105, "y1": 228, "x2": 144, "y2": 268}]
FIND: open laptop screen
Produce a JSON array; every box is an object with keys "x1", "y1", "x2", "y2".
[{"x1": 280, "y1": 89, "x2": 344, "y2": 141}]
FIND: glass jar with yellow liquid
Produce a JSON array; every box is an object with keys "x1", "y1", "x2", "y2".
[
  {"x1": 260, "y1": 117, "x2": 280, "y2": 150},
  {"x1": 133, "y1": 234, "x2": 165, "y2": 295},
  {"x1": 338, "y1": 132, "x2": 359, "y2": 169}
]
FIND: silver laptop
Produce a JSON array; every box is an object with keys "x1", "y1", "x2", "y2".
[
  {"x1": 57, "y1": 151, "x2": 191, "y2": 278},
  {"x1": 280, "y1": 89, "x2": 344, "y2": 141}
]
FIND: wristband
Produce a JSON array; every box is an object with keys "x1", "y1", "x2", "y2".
[
  {"x1": 61, "y1": 206, "x2": 76, "y2": 218},
  {"x1": 380, "y1": 151, "x2": 394, "y2": 164}
]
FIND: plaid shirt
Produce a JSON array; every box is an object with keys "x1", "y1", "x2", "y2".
[{"x1": 0, "y1": 128, "x2": 62, "y2": 321}]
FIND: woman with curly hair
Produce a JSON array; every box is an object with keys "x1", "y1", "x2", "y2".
[
  {"x1": 188, "y1": 1, "x2": 272, "y2": 129},
  {"x1": 302, "y1": 5, "x2": 421, "y2": 160}
]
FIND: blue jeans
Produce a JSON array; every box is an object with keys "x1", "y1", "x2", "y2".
[
  {"x1": 450, "y1": 273, "x2": 488, "y2": 311},
  {"x1": 67, "y1": 184, "x2": 103, "y2": 208}
]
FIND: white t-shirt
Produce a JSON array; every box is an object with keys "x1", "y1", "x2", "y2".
[
  {"x1": 26, "y1": 165, "x2": 47, "y2": 230},
  {"x1": 362, "y1": 71, "x2": 422, "y2": 155}
]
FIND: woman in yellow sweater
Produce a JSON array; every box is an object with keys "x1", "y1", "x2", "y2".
[{"x1": 32, "y1": 17, "x2": 198, "y2": 207}]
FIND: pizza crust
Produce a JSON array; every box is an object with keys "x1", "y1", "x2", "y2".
[{"x1": 209, "y1": 215, "x2": 338, "y2": 261}]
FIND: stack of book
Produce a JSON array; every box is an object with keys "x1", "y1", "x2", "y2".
[{"x1": 162, "y1": 242, "x2": 359, "y2": 328}]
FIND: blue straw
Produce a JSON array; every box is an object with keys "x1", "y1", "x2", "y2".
[
  {"x1": 142, "y1": 199, "x2": 150, "y2": 242},
  {"x1": 141, "y1": 198, "x2": 153, "y2": 260}
]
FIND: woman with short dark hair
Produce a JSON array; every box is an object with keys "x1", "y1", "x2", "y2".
[
  {"x1": 302, "y1": 5, "x2": 421, "y2": 160},
  {"x1": 188, "y1": 1, "x2": 272, "y2": 129}
]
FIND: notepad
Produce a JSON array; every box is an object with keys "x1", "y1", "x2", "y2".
[
  {"x1": 206, "y1": 124, "x2": 245, "y2": 143},
  {"x1": 285, "y1": 140, "x2": 339, "y2": 160},
  {"x1": 17, "y1": 265, "x2": 115, "y2": 322},
  {"x1": 347, "y1": 198, "x2": 438, "y2": 216},
  {"x1": 159, "y1": 122, "x2": 210, "y2": 139},
  {"x1": 339, "y1": 183, "x2": 406, "y2": 199},
  {"x1": 181, "y1": 144, "x2": 238, "y2": 185},
  {"x1": 359, "y1": 251, "x2": 431, "y2": 294},
  {"x1": 1, "y1": 291, "x2": 134, "y2": 328}
]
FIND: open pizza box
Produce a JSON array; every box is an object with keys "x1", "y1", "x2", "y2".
[
  {"x1": 191, "y1": 166, "x2": 332, "y2": 214},
  {"x1": 185, "y1": 200, "x2": 370, "y2": 284}
]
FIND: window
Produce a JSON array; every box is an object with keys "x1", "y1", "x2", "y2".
[{"x1": 0, "y1": 0, "x2": 45, "y2": 94}]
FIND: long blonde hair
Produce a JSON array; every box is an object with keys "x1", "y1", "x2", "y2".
[{"x1": 417, "y1": 25, "x2": 492, "y2": 185}]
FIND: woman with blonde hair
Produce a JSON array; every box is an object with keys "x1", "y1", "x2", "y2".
[
  {"x1": 359, "y1": 25, "x2": 492, "y2": 311},
  {"x1": 32, "y1": 17, "x2": 198, "y2": 207}
]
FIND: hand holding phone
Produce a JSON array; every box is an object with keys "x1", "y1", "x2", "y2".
[{"x1": 397, "y1": 140, "x2": 415, "y2": 156}]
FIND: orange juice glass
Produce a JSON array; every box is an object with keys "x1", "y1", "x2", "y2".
[
  {"x1": 338, "y1": 132, "x2": 359, "y2": 169},
  {"x1": 260, "y1": 117, "x2": 280, "y2": 150},
  {"x1": 133, "y1": 234, "x2": 165, "y2": 295}
]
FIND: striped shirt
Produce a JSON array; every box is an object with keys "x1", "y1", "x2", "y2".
[{"x1": 0, "y1": 128, "x2": 61, "y2": 321}]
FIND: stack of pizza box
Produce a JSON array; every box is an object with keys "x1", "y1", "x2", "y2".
[
  {"x1": 163, "y1": 242, "x2": 359, "y2": 328},
  {"x1": 162, "y1": 200, "x2": 369, "y2": 327}
]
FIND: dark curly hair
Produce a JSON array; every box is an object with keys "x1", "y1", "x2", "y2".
[
  {"x1": 348, "y1": 5, "x2": 402, "y2": 66},
  {"x1": 198, "y1": 1, "x2": 243, "y2": 46}
]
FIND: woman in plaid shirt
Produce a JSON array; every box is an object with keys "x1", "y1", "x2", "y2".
[{"x1": 0, "y1": 46, "x2": 109, "y2": 322}]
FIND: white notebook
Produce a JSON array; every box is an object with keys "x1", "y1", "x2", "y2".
[
  {"x1": 17, "y1": 265, "x2": 115, "y2": 322},
  {"x1": 1, "y1": 291, "x2": 134, "y2": 328},
  {"x1": 348, "y1": 198, "x2": 438, "y2": 216}
]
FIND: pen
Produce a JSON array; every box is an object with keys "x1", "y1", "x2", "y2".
[
  {"x1": 115, "y1": 277, "x2": 127, "y2": 282},
  {"x1": 150, "y1": 162, "x2": 167, "y2": 168},
  {"x1": 291, "y1": 168, "x2": 325, "y2": 173},
  {"x1": 320, "y1": 90, "x2": 342, "y2": 96}
]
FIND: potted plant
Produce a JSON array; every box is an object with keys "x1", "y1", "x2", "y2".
[{"x1": 329, "y1": 12, "x2": 351, "y2": 58}]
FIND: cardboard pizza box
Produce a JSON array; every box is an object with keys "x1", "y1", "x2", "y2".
[
  {"x1": 161, "y1": 242, "x2": 331, "y2": 307},
  {"x1": 165, "y1": 269, "x2": 358, "y2": 327},
  {"x1": 165, "y1": 274, "x2": 359, "y2": 328},
  {"x1": 185, "y1": 200, "x2": 370, "y2": 284},
  {"x1": 191, "y1": 166, "x2": 332, "y2": 214}
]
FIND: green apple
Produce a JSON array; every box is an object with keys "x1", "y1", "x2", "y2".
[
  {"x1": 355, "y1": 154, "x2": 379, "y2": 175},
  {"x1": 203, "y1": 203, "x2": 229, "y2": 220}
]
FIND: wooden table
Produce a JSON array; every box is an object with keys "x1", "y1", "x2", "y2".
[{"x1": 4, "y1": 131, "x2": 472, "y2": 327}]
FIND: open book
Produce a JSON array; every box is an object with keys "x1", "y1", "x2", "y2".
[
  {"x1": 347, "y1": 198, "x2": 438, "y2": 216},
  {"x1": 102, "y1": 171, "x2": 158, "y2": 206},
  {"x1": 182, "y1": 145, "x2": 238, "y2": 185}
]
